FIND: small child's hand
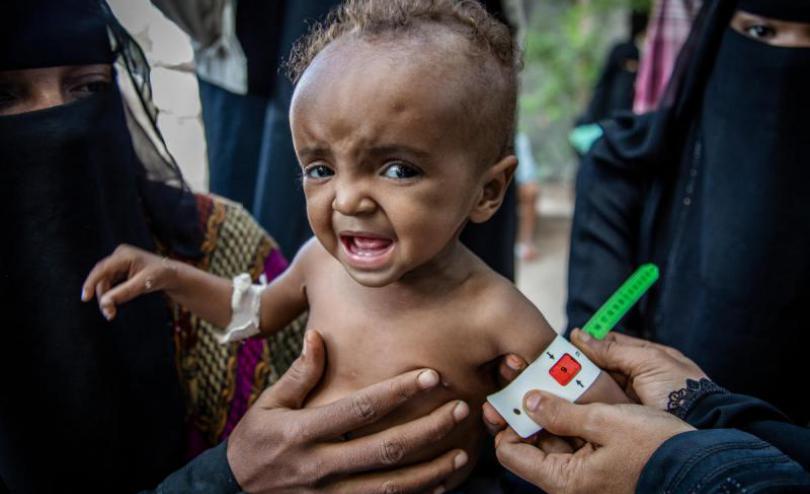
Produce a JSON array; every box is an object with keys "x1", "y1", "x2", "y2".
[{"x1": 81, "y1": 244, "x2": 176, "y2": 320}]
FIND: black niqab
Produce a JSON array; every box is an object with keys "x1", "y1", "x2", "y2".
[{"x1": 0, "y1": 1, "x2": 199, "y2": 491}]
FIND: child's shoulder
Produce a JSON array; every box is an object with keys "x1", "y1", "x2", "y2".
[
  {"x1": 290, "y1": 237, "x2": 334, "y2": 270},
  {"x1": 462, "y1": 259, "x2": 547, "y2": 333},
  {"x1": 457, "y1": 256, "x2": 556, "y2": 360},
  {"x1": 283, "y1": 238, "x2": 344, "y2": 291}
]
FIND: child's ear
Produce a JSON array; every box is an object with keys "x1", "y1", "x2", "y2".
[{"x1": 469, "y1": 155, "x2": 518, "y2": 224}]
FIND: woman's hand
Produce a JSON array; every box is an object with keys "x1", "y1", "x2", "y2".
[
  {"x1": 495, "y1": 391, "x2": 695, "y2": 494},
  {"x1": 81, "y1": 244, "x2": 178, "y2": 320},
  {"x1": 228, "y1": 330, "x2": 471, "y2": 494},
  {"x1": 569, "y1": 329, "x2": 707, "y2": 410},
  {"x1": 482, "y1": 329, "x2": 708, "y2": 432}
]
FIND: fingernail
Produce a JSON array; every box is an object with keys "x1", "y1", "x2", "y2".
[
  {"x1": 453, "y1": 451, "x2": 468, "y2": 470},
  {"x1": 433, "y1": 486, "x2": 446, "y2": 494},
  {"x1": 80, "y1": 288, "x2": 88, "y2": 301},
  {"x1": 507, "y1": 355, "x2": 524, "y2": 370},
  {"x1": 577, "y1": 329, "x2": 592, "y2": 343},
  {"x1": 453, "y1": 401, "x2": 469, "y2": 422},
  {"x1": 302, "y1": 330, "x2": 311, "y2": 356},
  {"x1": 417, "y1": 369, "x2": 439, "y2": 389},
  {"x1": 102, "y1": 308, "x2": 113, "y2": 321},
  {"x1": 525, "y1": 391, "x2": 541, "y2": 411}
]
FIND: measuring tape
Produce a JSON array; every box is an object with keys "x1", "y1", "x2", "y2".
[
  {"x1": 488, "y1": 335, "x2": 601, "y2": 437},
  {"x1": 487, "y1": 264, "x2": 660, "y2": 437},
  {"x1": 582, "y1": 263, "x2": 659, "y2": 340}
]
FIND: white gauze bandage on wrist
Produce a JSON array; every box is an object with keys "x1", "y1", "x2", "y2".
[
  {"x1": 217, "y1": 273, "x2": 265, "y2": 344},
  {"x1": 487, "y1": 335, "x2": 601, "y2": 438}
]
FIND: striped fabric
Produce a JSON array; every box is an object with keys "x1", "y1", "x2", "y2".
[
  {"x1": 633, "y1": 0, "x2": 703, "y2": 113},
  {"x1": 169, "y1": 194, "x2": 306, "y2": 457}
]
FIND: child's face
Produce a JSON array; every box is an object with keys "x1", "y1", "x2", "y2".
[{"x1": 290, "y1": 39, "x2": 503, "y2": 287}]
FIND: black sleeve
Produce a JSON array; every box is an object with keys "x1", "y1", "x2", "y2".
[
  {"x1": 637, "y1": 429, "x2": 810, "y2": 493},
  {"x1": 139, "y1": 442, "x2": 242, "y2": 494},
  {"x1": 682, "y1": 389, "x2": 810, "y2": 471},
  {"x1": 565, "y1": 142, "x2": 649, "y2": 335}
]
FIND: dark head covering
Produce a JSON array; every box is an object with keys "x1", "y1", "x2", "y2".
[
  {"x1": 1, "y1": 0, "x2": 114, "y2": 69},
  {"x1": 590, "y1": 0, "x2": 810, "y2": 421},
  {"x1": 738, "y1": 0, "x2": 810, "y2": 22},
  {"x1": 0, "y1": 1, "x2": 201, "y2": 491},
  {"x1": 630, "y1": 9, "x2": 650, "y2": 40}
]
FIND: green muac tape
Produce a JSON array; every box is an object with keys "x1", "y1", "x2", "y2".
[{"x1": 582, "y1": 263, "x2": 659, "y2": 340}]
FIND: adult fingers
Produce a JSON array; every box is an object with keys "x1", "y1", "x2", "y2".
[
  {"x1": 260, "y1": 330, "x2": 326, "y2": 409},
  {"x1": 598, "y1": 330, "x2": 654, "y2": 347},
  {"x1": 607, "y1": 331, "x2": 684, "y2": 356},
  {"x1": 328, "y1": 448, "x2": 465, "y2": 494},
  {"x1": 304, "y1": 367, "x2": 442, "y2": 438},
  {"x1": 325, "y1": 399, "x2": 469, "y2": 475},
  {"x1": 494, "y1": 425, "x2": 523, "y2": 448},
  {"x1": 570, "y1": 329, "x2": 655, "y2": 377},
  {"x1": 482, "y1": 402, "x2": 508, "y2": 436},
  {"x1": 523, "y1": 391, "x2": 614, "y2": 445},
  {"x1": 496, "y1": 436, "x2": 566, "y2": 492},
  {"x1": 498, "y1": 353, "x2": 527, "y2": 384},
  {"x1": 536, "y1": 430, "x2": 576, "y2": 454}
]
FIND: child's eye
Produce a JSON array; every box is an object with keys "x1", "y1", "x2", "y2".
[
  {"x1": 381, "y1": 161, "x2": 421, "y2": 180},
  {"x1": 745, "y1": 24, "x2": 777, "y2": 40},
  {"x1": 304, "y1": 163, "x2": 334, "y2": 180}
]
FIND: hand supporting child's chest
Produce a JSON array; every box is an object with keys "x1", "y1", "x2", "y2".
[{"x1": 292, "y1": 243, "x2": 561, "y2": 487}]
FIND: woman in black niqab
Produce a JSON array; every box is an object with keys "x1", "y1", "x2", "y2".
[
  {"x1": 567, "y1": 0, "x2": 810, "y2": 423},
  {"x1": 0, "y1": 1, "x2": 202, "y2": 492}
]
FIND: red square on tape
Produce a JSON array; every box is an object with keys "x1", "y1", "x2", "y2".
[{"x1": 549, "y1": 353, "x2": 581, "y2": 386}]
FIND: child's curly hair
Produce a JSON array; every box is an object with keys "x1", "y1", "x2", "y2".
[{"x1": 286, "y1": 0, "x2": 522, "y2": 160}]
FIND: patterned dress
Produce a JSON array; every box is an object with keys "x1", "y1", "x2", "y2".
[{"x1": 167, "y1": 194, "x2": 306, "y2": 457}]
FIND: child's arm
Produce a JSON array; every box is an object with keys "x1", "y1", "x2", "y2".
[
  {"x1": 487, "y1": 288, "x2": 629, "y2": 406},
  {"x1": 81, "y1": 242, "x2": 310, "y2": 335}
]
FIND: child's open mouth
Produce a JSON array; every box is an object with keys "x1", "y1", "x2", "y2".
[{"x1": 339, "y1": 233, "x2": 395, "y2": 269}]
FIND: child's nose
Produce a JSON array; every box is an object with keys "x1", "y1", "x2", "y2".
[{"x1": 332, "y1": 186, "x2": 377, "y2": 216}]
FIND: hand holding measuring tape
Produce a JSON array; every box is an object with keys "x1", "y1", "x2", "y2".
[
  {"x1": 491, "y1": 328, "x2": 710, "y2": 494},
  {"x1": 486, "y1": 264, "x2": 660, "y2": 437},
  {"x1": 483, "y1": 265, "x2": 722, "y2": 493}
]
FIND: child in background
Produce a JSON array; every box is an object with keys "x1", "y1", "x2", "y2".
[
  {"x1": 83, "y1": 0, "x2": 627, "y2": 488},
  {"x1": 514, "y1": 132, "x2": 540, "y2": 262}
]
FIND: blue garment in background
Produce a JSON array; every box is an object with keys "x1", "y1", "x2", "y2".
[{"x1": 199, "y1": 80, "x2": 267, "y2": 213}]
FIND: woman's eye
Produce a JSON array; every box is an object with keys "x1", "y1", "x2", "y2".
[
  {"x1": 381, "y1": 162, "x2": 421, "y2": 180},
  {"x1": 304, "y1": 164, "x2": 334, "y2": 179},
  {"x1": 70, "y1": 80, "x2": 111, "y2": 96},
  {"x1": 0, "y1": 86, "x2": 17, "y2": 106},
  {"x1": 745, "y1": 24, "x2": 776, "y2": 39}
]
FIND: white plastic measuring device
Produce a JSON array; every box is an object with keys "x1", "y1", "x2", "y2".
[
  {"x1": 487, "y1": 335, "x2": 601, "y2": 437},
  {"x1": 487, "y1": 264, "x2": 660, "y2": 437}
]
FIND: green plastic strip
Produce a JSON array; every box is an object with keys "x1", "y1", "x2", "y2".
[{"x1": 582, "y1": 263, "x2": 659, "y2": 340}]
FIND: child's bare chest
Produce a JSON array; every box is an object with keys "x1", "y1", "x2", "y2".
[{"x1": 302, "y1": 281, "x2": 499, "y2": 409}]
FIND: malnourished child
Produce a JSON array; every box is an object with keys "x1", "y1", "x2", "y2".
[{"x1": 82, "y1": 0, "x2": 627, "y2": 488}]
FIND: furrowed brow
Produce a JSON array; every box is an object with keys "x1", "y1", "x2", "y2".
[{"x1": 366, "y1": 144, "x2": 431, "y2": 161}]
